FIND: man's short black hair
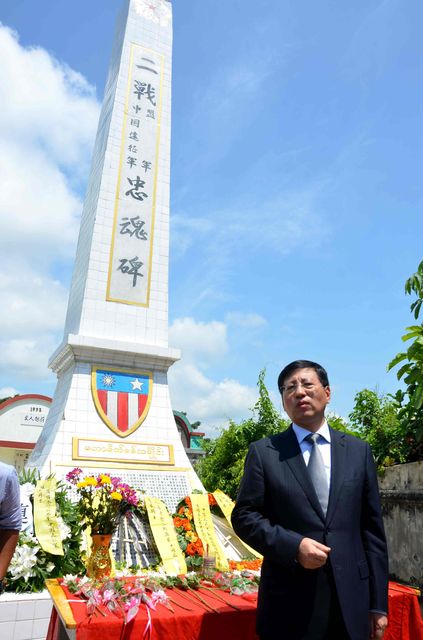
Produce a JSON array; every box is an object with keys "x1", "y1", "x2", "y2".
[{"x1": 278, "y1": 360, "x2": 329, "y2": 392}]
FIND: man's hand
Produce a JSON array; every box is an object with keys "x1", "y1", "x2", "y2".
[
  {"x1": 369, "y1": 613, "x2": 388, "y2": 639},
  {"x1": 297, "y1": 537, "x2": 331, "y2": 569}
]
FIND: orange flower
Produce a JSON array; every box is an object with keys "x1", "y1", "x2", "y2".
[
  {"x1": 173, "y1": 517, "x2": 186, "y2": 529},
  {"x1": 208, "y1": 493, "x2": 217, "y2": 506},
  {"x1": 177, "y1": 506, "x2": 192, "y2": 518},
  {"x1": 186, "y1": 542, "x2": 197, "y2": 556},
  {"x1": 194, "y1": 539, "x2": 204, "y2": 555},
  {"x1": 182, "y1": 519, "x2": 192, "y2": 531},
  {"x1": 228, "y1": 558, "x2": 262, "y2": 571}
]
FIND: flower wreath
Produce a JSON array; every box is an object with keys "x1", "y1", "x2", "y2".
[{"x1": 172, "y1": 494, "x2": 223, "y2": 569}]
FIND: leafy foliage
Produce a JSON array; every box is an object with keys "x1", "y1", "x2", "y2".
[
  {"x1": 348, "y1": 389, "x2": 409, "y2": 467},
  {"x1": 7, "y1": 480, "x2": 85, "y2": 593},
  {"x1": 387, "y1": 260, "x2": 423, "y2": 455},
  {"x1": 195, "y1": 371, "x2": 290, "y2": 499}
]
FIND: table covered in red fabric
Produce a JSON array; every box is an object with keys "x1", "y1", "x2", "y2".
[
  {"x1": 45, "y1": 578, "x2": 259, "y2": 640},
  {"x1": 384, "y1": 582, "x2": 423, "y2": 640},
  {"x1": 45, "y1": 579, "x2": 422, "y2": 640}
]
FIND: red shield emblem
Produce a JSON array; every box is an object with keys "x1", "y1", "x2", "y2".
[{"x1": 91, "y1": 366, "x2": 153, "y2": 437}]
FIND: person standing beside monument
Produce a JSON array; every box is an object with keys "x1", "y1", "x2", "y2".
[
  {"x1": 231, "y1": 360, "x2": 388, "y2": 640},
  {"x1": 0, "y1": 461, "x2": 22, "y2": 595}
]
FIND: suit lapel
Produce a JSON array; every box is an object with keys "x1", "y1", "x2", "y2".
[
  {"x1": 326, "y1": 427, "x2": 347, "y2": 525},
  {"x1": 281, "y1": 426, "x2": 326, "y2": 522}
]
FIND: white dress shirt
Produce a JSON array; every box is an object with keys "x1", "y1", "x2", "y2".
[{"x1": 292, "y1": 421, "x2": 331, "y2": 488}]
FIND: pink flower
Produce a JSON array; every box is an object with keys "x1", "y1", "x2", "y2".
[
  {"x1": 151, "y1": 590, "x2": 168, "y2": 606},
  {"x1": 102, "y1": 589, "x2": 115, "y2": 604},
  {"x1": 66, "y1": 468, "x2": 83, "y2": 484},
  {"x1": 124, "y1": 596, "x2": 139, "y2": 611}
]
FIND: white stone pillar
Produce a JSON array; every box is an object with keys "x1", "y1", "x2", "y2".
[{"x1": 28, "y1": 0, "x2": 203, "y2": 509}]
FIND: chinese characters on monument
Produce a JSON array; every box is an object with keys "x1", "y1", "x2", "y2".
[{"x1": 107, "y1": 45, "x2": 164, "y2": 305}]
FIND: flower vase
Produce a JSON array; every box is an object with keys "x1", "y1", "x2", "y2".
[{"x1": 87, "y1": 534, "x2": 113, "y2": 580}]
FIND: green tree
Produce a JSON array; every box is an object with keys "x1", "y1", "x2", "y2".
[
  {"x1": 348, "y1": 389, "x2": 407, "y2": 467},
  {"x1": 387, "y1": 260, "x2": 423, "y2": 458},
  {"x1": 195, "y1": 371, "x2": 289, "y2": 499}
]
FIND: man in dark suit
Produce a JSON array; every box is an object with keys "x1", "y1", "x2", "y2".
[{"x1": 231, "y1": 360, "x2": 388, "y2": 640}]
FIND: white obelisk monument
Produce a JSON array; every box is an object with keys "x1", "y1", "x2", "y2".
[{"x1": 28, "y1": 0, "x2": 202, "y2": 509}]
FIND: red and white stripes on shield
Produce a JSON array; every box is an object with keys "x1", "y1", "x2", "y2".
[{"x1": 97, "y1": 390, "x2": 148, "y2": 433}]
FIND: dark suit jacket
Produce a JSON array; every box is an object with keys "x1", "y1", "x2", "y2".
[{"x1": 231, "y1": 426, "x2": 388, "y2": 640}]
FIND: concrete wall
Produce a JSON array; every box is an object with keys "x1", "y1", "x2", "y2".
[{"x1": 379, "y1": 461, "x2": 423, "y2": 587}]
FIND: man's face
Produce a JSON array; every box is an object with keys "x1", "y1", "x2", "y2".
[{"x1": 281, "y1": 367, "x2": 331, "y2": 431}]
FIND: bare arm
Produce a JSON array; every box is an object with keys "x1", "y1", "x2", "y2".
[{"x1": 0, "y1": 530, "x2": 19, "y2": 578}]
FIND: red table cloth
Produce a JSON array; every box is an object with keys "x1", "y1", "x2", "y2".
[
  {"x1": 384, "y1": 582, "x2": 423, "y2": 640},
  {"x1": 46, "y1": 580, "x2": 422, "y2": 640},
  {"x1": 47, "y1": 582, "x2": 259, "y2": 640}
]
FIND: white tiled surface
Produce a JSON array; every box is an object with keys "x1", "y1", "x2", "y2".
[
  {"x1": 64, "y1": 0, "x2": 173, "y2": 347},
  {"x1": 0, "y1": 592, "x2": 52, "y2": 640}
]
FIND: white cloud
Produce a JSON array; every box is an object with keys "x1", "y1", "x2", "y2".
[
  {"x1": 0, "y1": 141, "x2": 81, "y2": 264},
  {"x1": 170, "y1": 215, "x2": 213, "y2": 259},
  {"x1": 0, "y1": 24, "x2": 100, "y2": 383},
  {"x1": 0, "y1": 386, "x2": 20, "y2": 399},
  {"x1": 172, "y1": 183, "x2": 328, "y2": 262},
  {"x1": 226, "y1": 312, "x2": 267, "y2": 329},
  {"x1": 169, "y1": 317, "x2": 228, "y2": 367},
  {"x1": 0, "y1": 25, "x2": 98, "y2": 171},
  {"x1": 0, "y1": 274, "x2": 69, "y2": 336},
  {"x1": 169, "y1": 360, "x2": 257, "y2": 435},
  {"x1": 170, "y1": 185, "x2": 329, "y2": 313},
  {"x1": 168, "y1": 317, "x2": 258, "y2": 434}
]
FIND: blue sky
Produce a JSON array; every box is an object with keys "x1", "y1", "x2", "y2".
[{"x1": 0, "y1": 0, "x2": 422, "y2": 434}]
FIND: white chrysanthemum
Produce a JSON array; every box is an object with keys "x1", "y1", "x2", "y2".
[
  {"x1": 9, "y1": 544, "x2": 40, "y2": 581},
  {"x1": 20, "y1": 532, "x2": 39, "y2": 545},
  {"x1": 57, "y1": 517, "x2": 71, "y2": 541},
  {"x1": 46, "y1": 562, "x2": 55, "y2": 573},
  {"x1": 20, "y1": 482, "x2": 35, "y2": 496},
  {"x1": 147, "y1": 568, "x2": 167, "y2": 578}
]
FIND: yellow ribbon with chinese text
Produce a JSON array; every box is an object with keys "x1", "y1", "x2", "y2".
[
  {"x1": 145, "y1": 496, "x2": 187, "y2": 575},
  {"x1": 213, "y1": 489, "x2": 262, "y2": 559},
  {"x1": 33, "y1": 478, "x2": 64, "y2": 555},
  {"x1": 190, "y1": 493, "x2": 228, "y2": 571}
]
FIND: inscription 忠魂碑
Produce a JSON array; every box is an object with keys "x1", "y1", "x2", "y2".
[{"x1": 107, "y1": 43, "x2": 164, "y2": 306}]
